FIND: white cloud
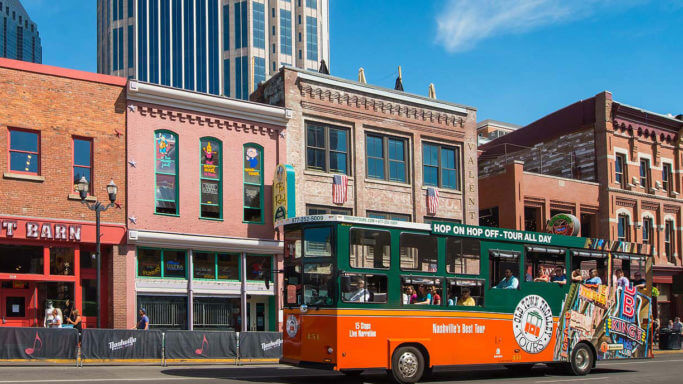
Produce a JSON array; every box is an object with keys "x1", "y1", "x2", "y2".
[{"x1": 436, "y1": 0, "x2": 643, "y2": 53}]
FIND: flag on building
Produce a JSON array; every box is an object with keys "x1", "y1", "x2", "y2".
[
  {"x1": 333, "y1": 174, "x2": 348, "y2": 204},
  {"x1": 427, "y1": 187, "x2": 439, "y2": 215}
]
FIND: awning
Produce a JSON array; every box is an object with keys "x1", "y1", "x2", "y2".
[{"x1": 128, "y1": 230, "x2": 283, "y2": 254}]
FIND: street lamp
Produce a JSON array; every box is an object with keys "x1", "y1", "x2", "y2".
[{"x1": 77, "y1": 176, "x2": 118, "y2": 328}]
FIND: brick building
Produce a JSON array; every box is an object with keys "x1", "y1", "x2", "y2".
[
  {"x1": 478, "y1": 91, "x2": 683, "y2": 321},
  {"x1": 120, "y1": 81, "x2": 290, "y2": 330},
  {"x1": 253, "y1": 67, "x2": 479, "y2": 225},
  {"x1": 0, "y1": 58, "x2": 127, "y2": 328}
]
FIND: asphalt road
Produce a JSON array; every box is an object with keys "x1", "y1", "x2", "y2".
[{"x1": 0, "y1": 356, "x2": 682, "y2": 384}]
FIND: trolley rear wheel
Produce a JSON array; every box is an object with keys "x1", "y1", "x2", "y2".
[
  {"x1": 569, "y1": 343, "x2": 594, "y2": 376},
  {"x1": 390, "y1": 346, "x2": 424, "y2": 384}
]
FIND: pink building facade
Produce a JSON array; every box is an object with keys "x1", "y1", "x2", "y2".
[{"x1": 117, "y1": 81, "x2": 291, "y2": 330}]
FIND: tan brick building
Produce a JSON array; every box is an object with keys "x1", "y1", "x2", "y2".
[
  {"x1": 479, "y1": 91, "x2": 683, "y2": 321},
  {"x1": 0, "y1": 58, "x2": 127, "y2": 328},
  {"x1": 254, "y1": 67, "x2": 478, "y2": 225}
]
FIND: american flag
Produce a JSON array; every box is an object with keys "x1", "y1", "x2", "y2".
[
  {"x1": 427, "y1": 187, "x2": 439, "y2": 215},
  {"x1": 333, "y1": 174, "x2": 348, "y2": 204}
]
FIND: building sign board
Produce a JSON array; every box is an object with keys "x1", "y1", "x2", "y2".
[
  {"x1": 272, "y1": 164, "x2": 296, "y2": 226},
  {"x1": 0, "y1": 219, "x2": 81, "y2": 242}
]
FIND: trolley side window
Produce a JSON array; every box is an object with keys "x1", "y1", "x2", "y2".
[
  {"x1": 524, "y1": 246, "x2": 566, "y2": 284},
  {"x1": 446, "y1": 237, "x2": 481, "y2": 275},
  {"x1": 490, "y1": 249, "x2": 521, "y2": 289},
  {"x1": 341, "y1": 273, "x2": 388, "y2": 303},
  {"x1": 401, "y1": 276, "x2": 443, "y2": 305},
  {"x1": 571, "y1": 250, "x2": 608, "y2": 284},
  {"x1": 304, "y1": 227, "x2": 332, "y2": 257},
  {"x1": 446, "y1": 278, "x2": 485, "y2": 307},
  {"x1": 400, "y1": 233, "x2": 438, "y2": 272},
  {"x1": 349, "y1": 228, "x2": 391, "y2": 269}
]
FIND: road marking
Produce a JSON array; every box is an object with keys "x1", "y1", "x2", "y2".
[
  {"x1": 536, "y1": 378, "x2": 606, "y2": 383},
  {"x1": 0, "y1": 378, "x2": 214, "y2": 383}
]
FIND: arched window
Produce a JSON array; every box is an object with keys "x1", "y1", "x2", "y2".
[
  {"x1": 243, "y1": 143, "x2": 264, "y2": 223},
  {"x1": 154, "y1": 130, "x2": 179, "y2": 215},
  {"x1": 200, "y1": 137, "x2": 222, "y2": 219}
]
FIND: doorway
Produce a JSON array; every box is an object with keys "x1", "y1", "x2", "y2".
[{"x1": 1, "y1": 282, "x2": 35, "y2": 327}]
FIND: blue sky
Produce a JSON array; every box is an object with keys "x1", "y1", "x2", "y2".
[{"x1": 23, "y1": 0, "x2": 683, "y2": 125}]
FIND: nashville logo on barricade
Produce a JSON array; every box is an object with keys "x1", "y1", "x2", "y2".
[
  {"x1": 109, "y1": 337, "x2": 137, "y2": 351},
  {"x1": 513, "y1": 295, "x2": 554, "y2": 354},
  {"x1": 261, "y1": 339, "x2": 282, "y2": 351}
]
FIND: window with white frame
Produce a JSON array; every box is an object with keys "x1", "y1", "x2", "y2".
[{"x1": 617, "y1": 214, "x2": 630, "y2": 242}]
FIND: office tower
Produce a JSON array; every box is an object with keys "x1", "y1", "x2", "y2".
[
  {"x1": 97, "y1": 0, "x2": 329, "y2": 99},
  {"x1": 0, "y1": 0, "x2": 42, "y2": 63}
]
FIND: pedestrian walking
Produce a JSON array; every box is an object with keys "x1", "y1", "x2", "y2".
[{"x1": 136, "y1": 308, "x2": 149, "y2": 330}]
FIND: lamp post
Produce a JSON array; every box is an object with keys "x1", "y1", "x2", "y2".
[{"x1": 77, "y1": 177, "x2": 118, "y2": 328}]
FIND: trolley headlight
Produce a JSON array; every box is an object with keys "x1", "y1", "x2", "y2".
[{"x1": 326, "y1": 346, "x2": 334, "y2": 354}]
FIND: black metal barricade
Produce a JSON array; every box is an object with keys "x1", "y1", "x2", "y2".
[
  {"x1": 238, "y1": 332, "x2": 282, "y2": 360},
  {"x1": 0, "y1": 327, "x2": 78, "y2": 360},
  {"x1": 659, "y1": 330, "x2": 682, "y2": 350},
  {"x1": 164, "y1": 330, "x2": 237, "y2": 360},
  {"x1": 80, "y1": 329, "x2": 163, "y2": 361}
]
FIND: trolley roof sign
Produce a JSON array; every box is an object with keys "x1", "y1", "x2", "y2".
[{"x1": 431, "y1": 222, "x2": 588, "y2": 248}]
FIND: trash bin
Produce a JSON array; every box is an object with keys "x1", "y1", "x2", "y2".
[{"x1": 659, "y1": 329, "x2": 682, "y2": 350}]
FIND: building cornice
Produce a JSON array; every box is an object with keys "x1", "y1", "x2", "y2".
[
  {"x1": 128, "y1": 81, "x2": 292, "y2": 127},
  {"x1": 127, "y1": 229, "x2": 283, "y2": 254},
  {"x1": 296, "y1": 71, "x2": 472, "y2": 115}
]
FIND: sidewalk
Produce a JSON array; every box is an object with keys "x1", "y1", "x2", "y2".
[{"x1": 654, "y1": 348, "x2": 683, "y2": 355}]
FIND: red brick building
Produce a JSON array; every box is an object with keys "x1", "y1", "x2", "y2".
[
  {"x1": 479, "y1": 91, "x2": 683, "y2": 322},
  {"x1": 0, "y1": 58, "x2": 127, "y2": 328}
]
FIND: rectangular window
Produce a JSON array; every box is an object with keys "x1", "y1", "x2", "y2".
[
  {"x1": 400, "y1": 233, "x2": 438, "y2": 272},
  {"x1": 128, "y1": 0, "x2": 134, "y2": 17},
  {"x1": 306, "y1": 205, "x2": 351, "y2": 215},
  {"x1": 155, "y1": 131, "x2": 179, "y2": 215},
  {"x1": 164, "y1": 250, "x2": 187, "y2": 278},
  {"x1": 489, "y1": 249, "x2": 520, "y2": 289},
  {"x1": 642, "y1": 217, "x2": 653, "y2": 245},
  {"x1": 280, "y1": 9, "x2": 292, "y2": 55},
  {"x1": 615, "y1": 154, "x2": 625, "y2": 187},
  {"x1": 446, "y1": 278, "x2": 484, "y2": 307},
  {"x1": 367, "y1": 211, "x2": 411, "y2": 222},
  {"x1": 446, "y1": 237, "x2": 480, "y2": 275},
  {"x1": 524, "y1": 247, "x2": 566, "y2": 283},
  {"x1": 118, "y1": 27, "x2": 124, "y2": 72},
  {"x1": 663, "y1": 163, "x2": 672, "y2": 193},
  {"x1": 195, "y1": 0, "x2": 207, "y2": 93},
  {"x1": 8, "y1": 128, "x2": 40, "y2": 175},
  {"x1": 305, "y1": 122, "x2": 349, "y2": 174},
  {"x1": 252, "y1": 2, "x2": 265, "y2": 49},
  {"x1": 423, "y1": 142, "x2": 460, "y2": 189},
  {"x1": 49, "y1": 248, "x2": 74, "y2": 276},
  {"x1": 73, "y1": 138, "x2": 92, "y2": 194},
  {"x1": 235, "y1": 56, "x2": 248, "y2": 99},
  {"x1": 0, "y1": 244, "x2": 43, "y2": 274},
  {"x1": 234, "y1": 1, "x2": 247, "y2": 49},
  {"x1": 137, "y1": 248, "x2": 162, "y2": 277},
  {"x1": 243, "y1": 145, "x2": 264, "y2": 223},
  {"x1": 127, "y1": 24, "x2": 134, "y2": 68},
  {"x1": 200, "y1": 138, "x2": 222, "y2": 219},
  {"x1": 183, "y1": 0, "x2": 194, "y2": 89},
  {"x1": 112, "y1": 27, "x2": 118, "y2": 70},
  {"x1": 350, "y1": 228, "x2": 390, "y2": 269},
  {"x1": 366, "y1": 134, "x2": 408, "y2": 182},
  {"x1": 640, "y1": 158, "x2": 651, "y2": 190},
  {"x1": 617, "y1": 214, "x2": 630, "y2": 242},
  {"x1": 149, "y1": 0, "x2": 159, "y2": 83},
  {"x1": 223, "y1": 59, "x2": 230, "y2": 96},
  {"x1": 304, "y1": 227, "x2": 332, "y2": 258},
  {"x1": 401, "y1": 276, "x2": 442, "y2": 305},
  {"x1": 306, "y1": 0, "x2": 317, "y2": 9},
  {"x1": 306, "y1": 16, "x2": 318, "y2": 61},
  {"x1": 254, "y1": 56, "x2": 265, "y2": 84},
  {"x1": 341, "y1": 273, "x2": 387, "y2": 303},
  {"x1": 665, "y1": 221, "x2": 675, "y2": 262},
  {"x1": 222, "y1": 4, "x2": 230, "y2": 51},
  {"x1": 172, "y1": 0, "x2": 182, "y2": 87},
  {"x1": 193, "y1": 252, "x2": 239, "y2": 280},
  {"x1": 246, "y1": 255, "x2": 271, "y2": 281}
]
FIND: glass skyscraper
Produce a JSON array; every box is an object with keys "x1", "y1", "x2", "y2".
[
  {"x1": 97, "y1": 0, "x2": 329, "y2": 99},
  {"x1": 0, "y1": 0, "x2": 42, "y2": 63}
]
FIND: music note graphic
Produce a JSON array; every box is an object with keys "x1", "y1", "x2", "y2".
[
  {"x1": 194, "y1": 335, "x2": 208, "y2": 355},
  {"x1": 24, "y1": 332, "x2": 43, "y2": 355}
]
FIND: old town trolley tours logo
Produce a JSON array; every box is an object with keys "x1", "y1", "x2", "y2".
[{"x1": 513, "y1": 295, "x2": 554, "y2": 354}]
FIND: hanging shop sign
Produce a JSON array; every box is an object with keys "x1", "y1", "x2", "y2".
[
  {"x1": 0, "y1": 219, "x2": 81, "y2": 242},
  {"x1": 272, "y1": 164, "x2": 296, "y2": 227},
  {"x1": 546, "y1": 213, "x2": 581, "y2": 236}
]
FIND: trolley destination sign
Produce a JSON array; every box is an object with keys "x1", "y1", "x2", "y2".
[{"x1": 431, "y1": 222, "x2": 588, "y2": 248}]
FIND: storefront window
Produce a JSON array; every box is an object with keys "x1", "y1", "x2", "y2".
[
  {"x1": 193, "y1": 297, "x2": 240, "y2": 330},
  {"x1": 155, "y1": 130, "x2": 179, "y2": 215},
  {"x1": 0, "y1": 244, "x2": 43, "y2": 274},
  {"x1": 38, "y1": 282, "x2": 75, "y2": 323},
  {"x1": 200, "y1": 138, "x2": 222, "y2": 219},
  {"x1": 246, "y1": 255, "x2": 271, "y2": 281},
  {"x1": 193, "y1": 252, "x2": 216, "y2": 279},
  {"x1": 80, "y1": 245, "x2": 96, "y2": 269},
  {"x1": 138, "y1": 248, "x2": 162, "y2": 277},
  {"x1": 217, "y1": 253, "x2": 240, "y2": 280},
  {"x1": 164, "y1": 250, "x2": 187, "y2": 278},
  {"x1": 243, "y1": 144, "x2": 264, "y2": 223},
  {"x1": 50, "y1": 247, "x2": 74, "y2": 275},
  {"x1": 138, "y1": 295, "x2": 188, "y2": 329},
  {"x1": 81, "y1": 279, "x2": 97, "y2": 316}
]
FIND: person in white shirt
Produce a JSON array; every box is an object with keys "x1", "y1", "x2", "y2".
[
  {"x1": 348, "y1": 279, "x2": 371, "y2": 302},
  {"x1": 50, "y1": 308, "x2": 63, "y2": 328}
]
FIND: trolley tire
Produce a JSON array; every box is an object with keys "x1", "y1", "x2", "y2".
[
  {"x1": 390, "y1": 346, "x2": 425, "y2": 384},
  {"x1": 569, "y1": 343, "x2": 594, "y2": 376}
]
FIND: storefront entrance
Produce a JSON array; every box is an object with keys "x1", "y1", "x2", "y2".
[{"x1": 0, "y1": 282, "x2": 36, "y2": 327}]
